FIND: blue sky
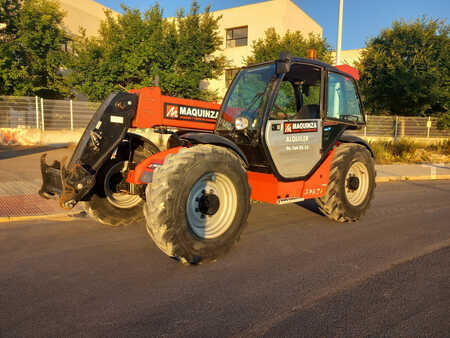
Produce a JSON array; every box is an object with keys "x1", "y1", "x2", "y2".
[{"x1": 95, "y1": 0, "x2": 449, "y2": 50}]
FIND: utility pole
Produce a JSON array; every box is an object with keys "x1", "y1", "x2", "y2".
[{"x1": 336, "y1": 0, "x2": 344, "y2": 65}]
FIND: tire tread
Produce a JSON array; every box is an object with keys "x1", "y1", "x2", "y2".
[
  {"x1": 316, "y1": 143, "x2": 376, "y2": 222},
  {"x1": 145, "y1": 145, "x2": 250, "y2": 264}
]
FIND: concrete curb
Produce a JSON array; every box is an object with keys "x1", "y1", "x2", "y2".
[
  {"x1": 0, "y1": 211, "x2": 86, "y2": 224},
  {"x1": 376, "y1": 175, "x2": 450, "y2": 183}
]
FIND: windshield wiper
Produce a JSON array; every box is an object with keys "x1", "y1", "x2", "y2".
[{"x1": 245, "y1": 92, "x2": 264, "y2": 112}]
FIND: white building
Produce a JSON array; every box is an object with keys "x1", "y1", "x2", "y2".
[{"x1": 58, "y1": 0, "x2": 324, "y2": 98}]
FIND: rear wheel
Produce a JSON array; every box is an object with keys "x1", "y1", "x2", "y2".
[
  {"x1": 82, "y1": 136, "x2": 159, "y2": 226},
  {"x1": 315, "y1": 143, "x2": 375, "y2": 222},
  {"x1": 144, "y1": 145, "x2": 251, "y2": 264}
]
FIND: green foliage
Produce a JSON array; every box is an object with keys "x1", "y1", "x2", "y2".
[
  {"x1": 0, "y1": 0, "x2": 70, "y2": 98},
  {"x1": 273, "y1": 81, "x2": 297, "y2": 116},
  {"x1": 436, "y1": 112, "x2": 450, "y2": 130},
  {"x1": 369, "y1": 138, "x2": 450, "y2": 163},
  {"x1": 369, "y1": 139, "x2": 419, "y2": 163},
  {"x1": 245, "y1": 28, "x2": 333, "y2": 65},
  {"x1": 67, "y1": 1, "x2": 227, "y2": 101},
  {"x1": 0, "y1": 0, "x2": 20, "y2": 38},
  {"x1": 425, "y1": 139, "x2": 450, "y2": 155},
  {"x1": 359, "y1": 17, "x2": 449, "y2": 117}
]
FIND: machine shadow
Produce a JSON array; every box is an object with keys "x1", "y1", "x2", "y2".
[
  {"x1": 295, "y1": 199, "x2": 324, "y2": 217},
  {"x1": 0, "y1": 144, "x2": 70, "y2": 160}
]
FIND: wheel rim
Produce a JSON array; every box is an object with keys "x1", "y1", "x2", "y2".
[
  {"x1": 104, "y1": 161, "x2": 142, "y2": 209},
  {"x1": 345, "y1": 161, "x2": 369, "y2": 206},
  {"x1": 187, "y1": 172, "x2": 237, "y2": 239}
]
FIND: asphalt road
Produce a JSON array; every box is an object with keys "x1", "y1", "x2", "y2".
[{"x1": 1, "y1": 180, "x2": 449, "y2": 337}]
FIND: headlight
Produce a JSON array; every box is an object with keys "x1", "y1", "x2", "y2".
[{"x1": 235, "y1": 117, "x2": 249, "y2": 130}]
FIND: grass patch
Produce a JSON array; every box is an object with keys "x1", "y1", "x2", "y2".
[
  {"x1": 369, "y1": 139, "x2": 449, "y2": 164},
  {"x1": 424, "y1": 139, "x2": 450, "y2": 155}
]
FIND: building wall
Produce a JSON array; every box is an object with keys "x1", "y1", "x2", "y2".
[
  {"x1": 283, "y1": 0, "x2": 322, "y2": 38},
  {"x1": 206, "y1": 0, "x2": 323, "y2": 98},
  {"x1": 58, "y1": 0, "x2": 119, "y2": 37},
  {"x1": 57, "y1": 0, "x2": 322, "y2": 99},
  {"x1": 330, "y1": 49, "x2": 364, "y2": 67}
]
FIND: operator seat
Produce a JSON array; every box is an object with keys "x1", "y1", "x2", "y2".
[{"x1": 296, "y1": 104, "x2": 320, "y2": 119}]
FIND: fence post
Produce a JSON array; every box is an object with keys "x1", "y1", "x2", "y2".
[
  {"x1": 426, "y1": 116, "x2": 431, "y2": 138},
  {"x1": 400, "y1": 117, "x2": 405, "y2": 138},
  {"x1": 70, "y1": 99, "x2": 74, "y2": 131},
  {"x1": 35, "y1": 96, "x2": 39, "y2": 129},
  {"x1": 394, "y1": 116, "x2": 398, "y2": 140},
  {"x1": 40, "y1": 98, "x2": 45, "y2": 131}
]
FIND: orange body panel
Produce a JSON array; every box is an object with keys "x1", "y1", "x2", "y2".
[
  {"x1": 126, "y1": 146, "x2": 182, "y2": 185},
  {"x1": 248, "y1": 147, "x2": 335, "y2": 204},
  {"x1": 129, "y1": 87, "x2": 221, "y2": 131},
  {"x1": 129, "y1": 146, "x2": 335, "y2": 203},
  {"x1": 335, "y1": 64, "x2": 360, "y2": 81},
  {"x1": 247, "y1": 171, "x2": 304, "y2": 204}
]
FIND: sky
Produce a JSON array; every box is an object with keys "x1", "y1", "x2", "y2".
[{"x1": 95, "y1": 0, "x2": 449, "y2": 50}]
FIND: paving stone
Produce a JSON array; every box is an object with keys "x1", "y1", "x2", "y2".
[{"x1": 0, "y1": 194, "x2": 80, "y2": 217}]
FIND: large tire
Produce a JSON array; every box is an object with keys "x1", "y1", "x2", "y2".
[
  {"x1": 315, "y1": 143, "x2": 376, "y2": 222},
  {"x1": 82, "y1": 136, "x2": 159, "y2": 226},
  {"x1": 144, "y1": 145, "x2": 251, "y2": 264}
]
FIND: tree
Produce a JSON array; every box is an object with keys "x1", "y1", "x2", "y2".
[
  {"x1": 0, "y1": 0, "x2": 21, "y2": 38},
  {"x1": 246, "y1": 28, "x2": 333, "y2": 65},
  {"x1": 67, "y1": 1, "x2": 227, "y2": 101},
  {"x1": 358, "y1": 17, "x2": 449, "y2": 121},
  {"x1": 0, "y1": 0, "x2": 70, "y2": 98}
]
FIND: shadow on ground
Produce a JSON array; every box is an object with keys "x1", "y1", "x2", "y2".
[
  {"x1": 296, "y1": 199, "x2": 323, "y2": 216},
  {"x1": 0, "y1": 144, "x2": 70, "y2": 160}
]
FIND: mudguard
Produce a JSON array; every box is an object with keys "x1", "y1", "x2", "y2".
[
  {"x1": 180, "y1": 132, "x2": 249, "y2": 167},
  {"x1": 339, "y1": 134, "x2": 373, "y2": 157},
  {"x1": 39, "y1": 91, "x2": 139, "y2": 209}
]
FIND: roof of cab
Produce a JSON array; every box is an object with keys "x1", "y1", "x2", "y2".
[{"x1": 245, "y1": 57, "x2": 359, "y2": 80}]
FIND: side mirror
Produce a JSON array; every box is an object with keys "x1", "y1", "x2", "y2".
[{"x1": 276, "y1": 51, "x2": 292, "y2": 75}]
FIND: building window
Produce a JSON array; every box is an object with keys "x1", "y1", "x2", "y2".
[
  {"x1": 61, "y1": 38, "x2": 74, "y2": 54},
  {"x1": 225, "y1": 68, "x2": 240, "y2": 87},
  {"x1": 226, "y1": 26, "x2": 248, "y2": 48}
]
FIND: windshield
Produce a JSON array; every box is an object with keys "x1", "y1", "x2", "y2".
[{"x1": 217, "y1": 64, "x2": 276, "y2": 130}]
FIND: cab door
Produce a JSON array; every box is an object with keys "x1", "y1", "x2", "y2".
[
  {"x1": 322, "y1": 71, "x2": 365, "y2": 151},
  {"x1": 264, "y1": 79, "x2": 322, "y2": 179},
  {"x1": 326, "y1": 71, "x2": 364, "y2": 123}
]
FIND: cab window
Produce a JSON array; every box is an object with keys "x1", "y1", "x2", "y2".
[
  {"x1": 270, "y1": 63, "x2": 322, "y2": 120},
  {"x1": 270, "y1": 81, "x2": 297, "y2": 119},
  {"x1": 327, "y1": 72, "x2": 362, "y2": 122}
]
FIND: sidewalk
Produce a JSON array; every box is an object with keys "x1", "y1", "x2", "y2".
[
  {"x1": 0, "y1": 145, "x2": 449, "y2": 222},
  {"x1": 376, "y1": 163, "x2": 450, "y2": 182},
  {"x1": 0, "y1": 145, "x2": 82, "y2": 222}
]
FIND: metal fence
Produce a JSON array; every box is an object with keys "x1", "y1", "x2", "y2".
[
  {"x1": 0, "y1": 96, "x2": 99, "y2": 130},
  {"x1": 0, "y1": 96, "x2": 448, "y2": 138},
  {"x1": 350, "y1": 115, "x2": 448, "y2": 138}
]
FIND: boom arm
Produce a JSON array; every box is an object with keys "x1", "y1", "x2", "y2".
[{"x1": 39, "y1": 87, "x2": 221, "y2": 209}]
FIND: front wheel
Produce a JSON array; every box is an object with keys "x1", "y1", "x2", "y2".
[
  {"x1": 144, "y1": 145, "x2": 251, "y2": 264},
  {"x1": 315, "y1": 143, "x2": 376, "y2": 222},
  {"x1": 82, "y1": 136, "x2": 159, "y2": 226}
]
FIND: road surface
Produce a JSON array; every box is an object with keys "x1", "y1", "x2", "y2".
[{"x1": 1, "y1": 180, "x2": 449, "y2": 337}]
